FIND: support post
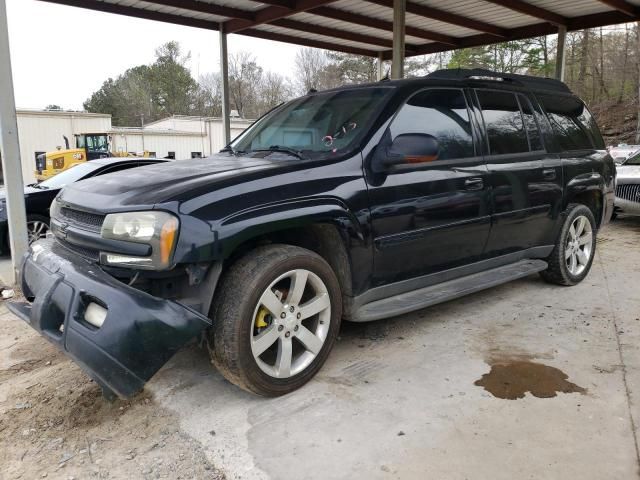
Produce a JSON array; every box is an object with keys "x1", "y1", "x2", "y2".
[
  {"x1": 377, "y1": 51, "x2": 385, "y2": 81},
  {"x1": 219, "y1": 23, "x2": 231, "y2": 146},
  {"x1": 0, "y1": 0, "x2": 28, "y2": 284},
  {"x1": 555, "y1": 25, "x2": 567, "y2": 82},
  {"x1": 391, "y1": 0, "x2": 406, "y2": 80}
]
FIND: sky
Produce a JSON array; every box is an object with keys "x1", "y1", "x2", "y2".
[{"x1": 6, "y1": 0, "x2": 301, "y2": 110}]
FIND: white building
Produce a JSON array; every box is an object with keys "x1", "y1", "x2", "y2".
[{"x1": 13, "y1": 110, "x2": 254, "y2": 184}]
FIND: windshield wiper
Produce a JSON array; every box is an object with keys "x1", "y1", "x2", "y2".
[
  {"x1": 29, "y1": 183, "x2": 48, "y2": 190},
  {"x1": 253, "y1": 145, "x2": 305, "y2": 160}
]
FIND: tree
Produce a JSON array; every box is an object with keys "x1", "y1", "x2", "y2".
[
  {"x1": 45, "y1": 104, "x2": 62, "y2": 111},
  {"x1": 294, "y1": 48, "x2": 341, "y2": 94},
  {"x1": 229, "y1": 52, "x2": 264, "y2": 118},
  {"x1": 84, "y1": 41, "x2": 200, "y2": 126}
]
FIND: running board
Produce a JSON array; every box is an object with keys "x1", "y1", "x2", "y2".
[{"x1": 353, "y1": 259, "x2": 548, "y2": 322}]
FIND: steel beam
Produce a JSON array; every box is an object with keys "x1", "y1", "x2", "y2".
[
  {"x1": 366, "y1": 0, "x2": 507, "y2": 37},
  {"x1": 555, "y1": 25, "x2": 567, "y2": 81},
  {"x1": 481, "y1": 0, "x2": 566, "y2": 26},
  {"x1": 391, "y1": 0, "x2": 405, "y2": 79},
  {"x1": 0, "y1": 0, "x2": 28, "y2": 284},
  {"x1": 219, "y1": 23, "x2": 231, "y2": 146}
]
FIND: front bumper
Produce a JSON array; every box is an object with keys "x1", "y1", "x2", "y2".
[
  {"x1": 8, "y1": 238, "x2": 211, "y2": 399},
  {"x1": 614, "y1": 197, "x2": 640, "y2": 216}
]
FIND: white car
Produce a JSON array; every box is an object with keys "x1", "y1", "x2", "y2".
[
  {"x1": 609, "y1": 144, "x2": 640, "y2": 164},
  {"x1": 615, "y1": 151, "x2": 640, "y2": 216}
]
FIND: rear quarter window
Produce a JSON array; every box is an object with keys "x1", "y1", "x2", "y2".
[{"x1": 537, "y1": 94, "x2": 605, "y2": 151}]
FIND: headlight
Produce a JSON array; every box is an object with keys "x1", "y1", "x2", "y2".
[{"x1": 100, "y1": 211, "x2": 179, "y2": 270}]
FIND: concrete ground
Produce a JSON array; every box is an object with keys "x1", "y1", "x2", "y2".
[{"x1": 1, "y1": 218, "x2": 639, "y2": 479}]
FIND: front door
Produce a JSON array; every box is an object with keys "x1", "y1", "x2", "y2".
[
  {"x1": 366, "y1": 87, "x2": 491, "y2": 287},
  {"x1": 473, "y1": 89, "x2": 563, "y2": 257}
]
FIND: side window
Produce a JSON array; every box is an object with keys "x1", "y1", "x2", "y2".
[
  {"x1": 476, "y1": 90, "x2": 528, "y2": 155},
  {"x1": 389, "y1": 88, "x2": 475, "y2": 160},
  {"x1": 517, "y1": 94, "x2": 544, "y2": 151},
  {"x1": 537, "y1": 94, "x2": 603, "y2": 150}
]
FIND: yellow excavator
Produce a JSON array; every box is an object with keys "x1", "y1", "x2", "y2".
[{"x1": 35, "y1": 133, "x2": 149, "y2": 181}]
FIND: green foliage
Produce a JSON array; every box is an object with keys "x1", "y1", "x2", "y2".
[{"x1": 84, "y1": 42, "x2": 199, "y2": 126}]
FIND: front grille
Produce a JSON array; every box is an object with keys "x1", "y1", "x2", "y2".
[
  {"x1": 55, "y1": 237, "x2": 100, "y2": 262},
  {"x1": 59, "y1": 207, "x2": 105, "y2": 232},
  {"x1": 616, "y1": 183, "x2": 640, "y2": 203}
]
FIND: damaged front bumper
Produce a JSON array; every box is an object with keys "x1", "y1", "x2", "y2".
[{"x1": 8, "y1": 238, "x2": 211, "y2": 399}]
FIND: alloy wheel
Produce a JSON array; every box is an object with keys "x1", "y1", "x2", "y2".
[
  {"x1": 250, "y1": 269, "x2": 331, "y2": 379},
  {"x1": 27, "y1": 221, "x2": 48, "y2": 244},
  {"x1": 565, "y1": 215, "x2": 593, "y2": 276}
]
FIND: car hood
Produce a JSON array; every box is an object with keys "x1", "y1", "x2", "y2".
[
  {"x1": 616, "y1": 165, "x2": 640, "y2": 180},
  {"x1": 0, "y1": 185, "x2": 50, "y2": 201},
  {"x1": 58, "y1": 155, "x2": 291, "y2": 211}
]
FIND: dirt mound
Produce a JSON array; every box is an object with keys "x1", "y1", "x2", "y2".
[{"x1": 0, "y1": 307, "x2": 225, "y2": 480}]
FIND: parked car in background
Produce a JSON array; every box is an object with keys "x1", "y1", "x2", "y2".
[
  {"x1": 10, "y1": 69, "x2": 615, "y2": 400},
  {"x1": 0, "y1": 157, "x2": 167, "y2": 253},
  {"x1": 614, "y1": 150, "x2": 640, "y2": 217},
  {"x1": 609, "y1": 144, "x2": 640, "y2": 164}
]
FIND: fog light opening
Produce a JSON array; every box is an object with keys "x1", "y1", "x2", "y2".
[{"x1": 84, "y1": 302, "x2": 108, "y2": 329}]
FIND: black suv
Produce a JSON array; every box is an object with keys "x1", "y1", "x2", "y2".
[{"x1": 10, "y1": 69, "x2": 615, "y2": 399}]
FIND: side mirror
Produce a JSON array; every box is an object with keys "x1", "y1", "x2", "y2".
[{"x1": 372, "y1": 133, "x2": 440, "y2": 173}]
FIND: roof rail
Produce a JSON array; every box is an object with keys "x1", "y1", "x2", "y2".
[{"x1": 426, "y1": 68, "x2": 572, "y2": 94}]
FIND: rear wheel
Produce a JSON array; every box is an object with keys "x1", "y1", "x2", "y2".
[
  {"x1": 540, "y1": 204, "x2": 596, "y2": 286},
  {"x1": 208, "y1": 245, "x2": 342, "y2": 396}
]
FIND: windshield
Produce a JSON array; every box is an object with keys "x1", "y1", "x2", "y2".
[
  {"x1": 39, "y1": 162, "x2": 100, "y2": 189},
  {"x1": 624, "y1": 151, "x2": 640, "y2": 165},
  {"x1": 230, "y1": 87, "x2": 392, "y2": 159}
]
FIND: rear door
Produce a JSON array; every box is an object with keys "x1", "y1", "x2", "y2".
[
  {"x1": 366, "y1": 87, "x2": 491, "y2": 286},
  {"x1": 474, "y1": 89, "x2": 563, "y2": 257}
]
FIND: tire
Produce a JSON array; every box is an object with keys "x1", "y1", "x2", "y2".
[
  {"x1": 26, "y1": 214, "x2": 50, "y2": 245},
  {"x1": 540, "y1": 203, "x2": 597, "y2": 286},
  {"x1": 208, "y1": 244, "x2": 342, "y2": 396}
]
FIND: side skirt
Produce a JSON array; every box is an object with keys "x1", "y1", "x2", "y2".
[{"x1": 351, "y1": 256, "x2": 550, "y2": 322}]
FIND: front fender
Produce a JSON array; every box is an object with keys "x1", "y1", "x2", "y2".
[{"x1": 215, "y1": 196, "x2": 366, "y2": 258}]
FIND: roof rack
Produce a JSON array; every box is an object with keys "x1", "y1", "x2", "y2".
[{"x1": 426, "y1": 68, "x2": 572, "y2": 94}]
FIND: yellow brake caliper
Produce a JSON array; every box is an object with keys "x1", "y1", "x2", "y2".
[{"x1": 255, "y1": 306, "x2": 270, "y2": 329}]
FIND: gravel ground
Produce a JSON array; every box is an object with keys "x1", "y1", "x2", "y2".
[{"x1": 0, "y1": 307, "x2": 225, "y2": 480}]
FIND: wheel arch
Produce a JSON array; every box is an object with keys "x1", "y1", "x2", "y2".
[
  {"x1": 565, "y1": 175, "x2": 604, "y2": 228},
  {"x1": 215, "y1": 199, "x2": 367, "y2": 316}
]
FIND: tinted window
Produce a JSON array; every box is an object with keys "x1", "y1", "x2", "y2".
[
  {"x1": 389, "y1": 89, "x2": 474, "y2": 160},
  {"x1": 518, "y1": 94, "x2": 544, "y2": 151},
  {"x1": 477, "y1": 90, "x2": 528, "y2": 155},
  {"x1": 537, "y1": 94, "x2": 604, "y2": 150}
]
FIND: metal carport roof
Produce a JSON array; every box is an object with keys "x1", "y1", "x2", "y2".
[{"x1": 35, "y1": 0, "x2": 640, "y2": 59}]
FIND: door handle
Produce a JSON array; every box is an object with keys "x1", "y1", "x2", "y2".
[
  {"x1": 542, "y1": 168, "x2": 557, "y2": 180},
  {"x1": 464, "y1": 177, "x2": 484, "y2": 191}
]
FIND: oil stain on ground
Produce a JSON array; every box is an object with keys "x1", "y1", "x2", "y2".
[{"x1": 475, "y1": 360, "x2": 586, "y2": 400}]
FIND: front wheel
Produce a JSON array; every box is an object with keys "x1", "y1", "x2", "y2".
[
  {"x1": 540, "y1": 203, "x2": 596, "y2": 286},
  {"x1": 208, "y1": 245, "x2": 342, "y2": 396}
]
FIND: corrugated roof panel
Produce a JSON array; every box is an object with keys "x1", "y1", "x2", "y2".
[
  {"x1": 255, "y1": 24, "x2": 386, "y2": 51},
  {"x1": 104, "y1": 0, "x2": 228, "y2": 22},
  {"x1": 293, "y1": 11, "x2": 394, "y2": 41},
  {"x1": 421, "y1": 0, "x2": 539, "y2": 29},
  {"x1": 532, "y1": 0, "x2": 611, "y2": 18},
  {"x1": 405, "y1": 10, "x2": 480, "y2": 38}
]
